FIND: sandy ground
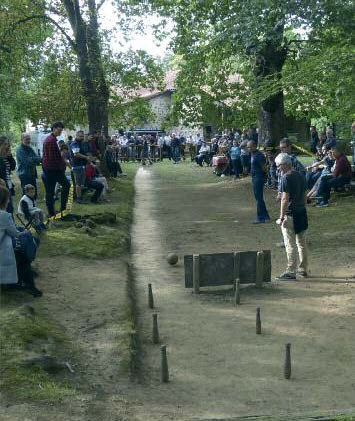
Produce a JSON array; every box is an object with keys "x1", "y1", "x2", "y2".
[{"x1": 127, "y1": 165, "x2": 355, "y2": 420}]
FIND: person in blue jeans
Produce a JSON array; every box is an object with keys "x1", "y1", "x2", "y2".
[
  {"x1": 247, "y1": 140, "x2": 270, "y2": 224},
  {"x1": 171, "y1": 133, "x2": 181, "y2": 164},
  {"x1": 229, "y1": 140, "x2": 241, "y2": 178}
]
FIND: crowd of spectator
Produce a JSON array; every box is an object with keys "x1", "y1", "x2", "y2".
[
  {"x1": 0, "y1": 122, "x2": 353, "y2": 294},
  {"x1": 0, "y1": 123, "x2": 128, "y2": 297}
]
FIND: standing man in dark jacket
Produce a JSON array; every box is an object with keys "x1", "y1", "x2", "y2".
[
  {"x1": 275, "y1": 153, "x2": 308, "y2": 280},
  {"x1": 42, "y1": 122, "x2": 70, "y2": 216},
  {"x1": 247, "y1": 140, "x2": 270, "y2": 224},
  {"x1": 16, "y1": 133, "x2": 40, "y2": 199}
]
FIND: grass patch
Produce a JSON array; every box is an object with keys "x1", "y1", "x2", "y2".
[
  {"x1": 153, "y1": 159, "x2": 223, "y2": 186},
  {"x1": 0, "y1": 293, "x2": 75, "y2": 402},
  {"x1": 37, "y1": 164, "x2": 138, "y2": 258}
]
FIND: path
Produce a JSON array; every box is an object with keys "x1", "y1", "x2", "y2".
[{"x1": 128, "y1": 164, "x2": 355, "y2": 420}]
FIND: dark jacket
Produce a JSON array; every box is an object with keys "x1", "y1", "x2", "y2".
[
  {"x1": 16, "y1": 144, "x2": 40, "y2": 178},
  {"x1": 0, "y1": 155, "x2": 16, "y2": 191}
]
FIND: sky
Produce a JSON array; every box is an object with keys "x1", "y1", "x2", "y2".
[{"x1": 100, "y1": 2, "x2": 173, "y2": 59}]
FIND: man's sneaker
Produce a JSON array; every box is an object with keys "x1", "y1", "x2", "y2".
[
  {"x1": 297, "y1": 271, "x2": 308, "y2": 278},
  {"x1": 316, "y1": 201, "x2": 329, "y2": 208},
  {"x1": 275, "y1": 272, "x2": 297, "y2": 281}
]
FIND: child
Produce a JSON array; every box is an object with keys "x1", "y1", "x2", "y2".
[{"x1": 18, "y1": 184, "x2": 46, "y2": 232}]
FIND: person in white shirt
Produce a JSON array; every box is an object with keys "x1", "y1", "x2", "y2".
[{"x1": 195, "y1": 142, "x2": 210, "y2": 166}]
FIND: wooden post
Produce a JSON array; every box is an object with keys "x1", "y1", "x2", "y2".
[
  {"x1": 233, "y1": 252, "x2": 241, "y2": 289},
  {"x1": 255, "y1": 251, "x2": 264, "y2": 288},
  {"x1": 256, "y1": 307, "x2": 261, "y2": 334},
  {"x1": 148, "y1": 283, "x2": 154, "y2": 309},
  {"x1": 193, "y1": 254, "x2": 200, "y2": 295},
  {"x1": 161, "y1": 345, "x2": 169, "y2": 382},
  {"x1": 233, "y1": 252, "x2": 241, "y2": 305},
  {"x1": 152, "y1": 313, "x2": 159, "y2": 344},
  {"x1": 234, "y1": 278, "x2": 241, "y2": 306},
  {"x1": 284, "y1": 343, "x2": 291, "y2": 379}
]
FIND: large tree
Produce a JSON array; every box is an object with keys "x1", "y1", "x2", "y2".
[
  {"x1": 0, "y1": 0, "x2": 163, "y2": 133},
  {"x1": 140, "y1": 0, "x2": 354, "y2": 143}
]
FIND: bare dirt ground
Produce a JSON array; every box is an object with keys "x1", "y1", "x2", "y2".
[
  {"x1": 127, "y1": 164, "x2": 355, "y2": 420},
  {"x1": 0, "y1": 257, "x2": 136, "y2": 421}
]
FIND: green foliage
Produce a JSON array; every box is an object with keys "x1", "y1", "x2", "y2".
[
  {"x1": 0, "y1": 0, "x2": 164, "y2": 133},
  {"x1": 143, "y1": 0, "x2": 354, "y2": 129}
]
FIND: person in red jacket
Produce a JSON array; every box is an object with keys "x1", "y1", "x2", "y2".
[
  {"x1": 84, "y1": 162, "x2": 104, "y2": 203},
  {"x1": 42, "y1": 122, "x2": 70, "y2": 216},
  {"x1": 316, "y1": 146, "x2": 352, "y2": 207}
]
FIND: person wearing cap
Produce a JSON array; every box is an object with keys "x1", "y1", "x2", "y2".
[{"x1": 275, "y1": 153, "x2": 308, "y2": 280}]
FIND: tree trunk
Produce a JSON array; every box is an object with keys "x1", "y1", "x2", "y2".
[
  {"x1": 252, "y1": 24, "x2": 288, "y2": 146},
  {"x1": 258, "y1": 90, "x2": 286, "y2": 145},
  {"x1": 62, "y1": 0, "x2": 109, "y2": 135}
]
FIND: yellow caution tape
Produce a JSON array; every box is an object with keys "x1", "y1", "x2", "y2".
[{"x1": 292, "y1": 143, "x2": 313, "y2": 157}]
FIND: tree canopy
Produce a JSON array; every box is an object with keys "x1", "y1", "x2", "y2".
[
  {"x1": 0, "y1": 0, "x2": 163, "y2": 133},
  {"x1": 140, "y1": 0, "x2": 354, "y2": 139}
]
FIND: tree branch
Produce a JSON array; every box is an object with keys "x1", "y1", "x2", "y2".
[
  {"x1": 6, "y1": 14, "x2": 77, "y2": 51},
  {"x1": 97, "y1": 0, "x2": 107, "y2": 11}
]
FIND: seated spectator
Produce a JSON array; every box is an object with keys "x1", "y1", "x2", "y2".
[
  {"x1": 195, "y1": 142, "x2": 210, "y2": 166},
  {"x1": 84, "y1": 162, "x2": 104, "y2": 203},
  {"x1": 0, "y1": 186, "x2": 42, "y2": 297},
  {"x1": 18, "y1": 184, "x2": 46, "y2": 232},
  {"x1": 306, "y1": 145, "x2": 333, "y2": 190},
  {"x1": 315, "y1": 146, "x2": 352, "y2": 207}
]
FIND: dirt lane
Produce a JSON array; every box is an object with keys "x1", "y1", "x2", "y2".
[{"x1": 128, "y1": 164, "x2": 355, "y2": 420}]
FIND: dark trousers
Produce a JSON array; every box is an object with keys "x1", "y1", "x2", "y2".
[
  {"x1": 196, "y1": 153, "x2": 208, "y2": 166},
  {"x1": 85, "y1": 179, "x2": 104, "y2": 202},
  {"x1": 19, "y1": 175, "x2": 37, "y2": 199},
  {"x1": 318, "y1": 175, "x2": 351, "y2": 202},
  {"x1": 15, "y1": 251, "x2": 35, "y2": 288},
  {"x1": 230, "y1": 158, "x2": 241, "y2": 177},
  {"x1": 306, "y1": 170, "x2": 321, "y2": 190},
  {"x1": 241, "y1": 154, "x2": 251, "y2": 174},
  {"x1": 43, "y1": 170, "x2": 70, "y2": 216},
  {"x1": 107, "y1": 161, "x2": 122, "y2": 177},
  {"x1": 172, "y1": 146, "x2": 180, "y2": 163},
  {"x1": 189, "y1": 145, "x2": 196, "y2": 161},
  {"x1": 252, "y1": 175, "x2": 270, "y2": 221}
]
